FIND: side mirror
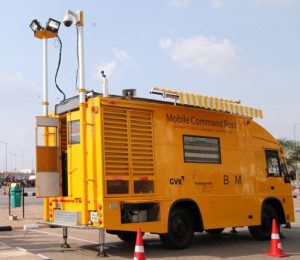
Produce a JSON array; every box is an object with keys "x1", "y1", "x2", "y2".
[{"x1": 289, "y1": 170, "x2": 296, "y2": 181}]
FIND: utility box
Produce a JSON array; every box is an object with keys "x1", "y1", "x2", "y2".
[{"x1": 10, "y1": 183, "x2": 22, "y2": 208}]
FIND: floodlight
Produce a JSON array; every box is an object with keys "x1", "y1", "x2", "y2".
[
  {"x1": 30, "y1": 19, "x2": 42, "y2": 33},
  {"x1": 46, "y1": 18, "x2": 61, "y2": 34}
]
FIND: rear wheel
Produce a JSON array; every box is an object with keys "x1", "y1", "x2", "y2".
[
  {"x1": 205, "y1": 228, "x2": 225, "y2": 235},
  {"x1": 160, "y1": 207, "x2": 194, "y2": 250},
  {"x1": 249, "y1": 204, "x2": 279, "y2": 240}
]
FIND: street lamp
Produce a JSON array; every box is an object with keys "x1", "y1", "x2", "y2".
[
  {"x1": 0, "y1": 141, "x2": 7, "y2": 177},
  {"x1": 29, "y1": 17, "x2": 61, "y2": 116}
]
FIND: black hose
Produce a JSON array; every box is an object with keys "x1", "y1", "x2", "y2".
[{"x1": 55, "y1": 35, "x2": 66, "y2": 101}]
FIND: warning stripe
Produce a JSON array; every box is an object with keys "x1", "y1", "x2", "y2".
[
  {"x1": 134, "y1": 245, "x2": 144, "y2": 253},
  {"x1": 271, "y1": 233, "x2": 280, "y2": 239}
]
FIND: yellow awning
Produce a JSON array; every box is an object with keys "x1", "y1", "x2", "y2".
[{"x1": 151, "y1": 87, "x2": 263, "y2": 119}]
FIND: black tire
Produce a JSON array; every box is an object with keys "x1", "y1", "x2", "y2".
[
  {"x1": 117, "y1": 231, "x2": 139, "y2": 243},
  {"x1": 205, "y1": 228, "x2": 225, "y2": 235},
  {"x1": 160, "y1": 207, "x2": 194, "y2": 250},
  {"x1": 249, "y1": 204, "x2": 279, "y2": 240}
]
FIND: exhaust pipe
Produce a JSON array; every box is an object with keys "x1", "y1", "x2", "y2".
[{"x1": 101, "y1": 71, "x2": 108, "y2": 97}]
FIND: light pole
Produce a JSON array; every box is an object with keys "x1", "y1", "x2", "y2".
[
  {"x1": 30, "y1": 17, "x2": 61, "y2": 221},
  {"x1": 10, "y1": 152, "x2": 17, "y2": 172},
  {"x1": 21, "y1": 148, "x2": 26, "y2": 171},
  {"x1": 0, "y1": 141, "x2": 7, "y2": 177}
]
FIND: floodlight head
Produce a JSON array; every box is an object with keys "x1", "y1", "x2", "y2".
[
  {"x1": 46, "y1": 18, "x2": 61, "y2": 34},
  {"x1": 30, "y1": 19, "x2": 42, "y2": 33}
]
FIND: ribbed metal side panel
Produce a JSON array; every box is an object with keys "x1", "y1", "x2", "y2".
[
  {"x1": 129, "y1": 110, "x2": 154, "y2": 176},
  {"x1": 103, "y1": 107, "x2": 129, "y2": 176},
  {"x1": 102, "y1": 106, "x2": 154, "y2": 195}
]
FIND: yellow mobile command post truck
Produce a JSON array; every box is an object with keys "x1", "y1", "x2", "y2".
[
  {"x1": 36, "y1": 87, "x2": 295, "y2": 251},
  {"x1": 33, "y1": 10, "x2": 294, "y2": 254}
]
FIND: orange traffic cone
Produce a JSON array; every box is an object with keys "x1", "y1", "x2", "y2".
[
  {"x1": 133, "y1": 227, "x2": 145, "y2": 260},
  {"x1": 264, "y1": 219, "x2": 288, "y2": 257}
]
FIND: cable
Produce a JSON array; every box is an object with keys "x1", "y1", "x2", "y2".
[
  {"x1": 75, "y1": 25, "x2": 79, "y2": 90},
  {"x1": 55, "y1": 35, "x2": 66, "y2": 101}
]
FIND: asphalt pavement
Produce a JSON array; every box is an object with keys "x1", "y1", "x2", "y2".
[{"x1": 0, "y1": 188, "x2": 299, "y2": 259}]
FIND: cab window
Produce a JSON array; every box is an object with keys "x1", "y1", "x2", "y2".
[{"x1": 265, "y1": 150, "x2": 281, "y2": 177}]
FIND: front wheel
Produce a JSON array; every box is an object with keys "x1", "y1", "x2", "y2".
[
  {"x1": 248, "y1": 204, "x2": 279, "y2": 240},
  {"x1": 160, "y1": 207, "x2": 194, "y2": 250}
]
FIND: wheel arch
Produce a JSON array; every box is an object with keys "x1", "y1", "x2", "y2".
[
  {"x1": 169, "y1": 199, "x2": 204, "y2": 232},
  {"x1": 262, "y1": 197, "x2": 286, "y2": 224}
]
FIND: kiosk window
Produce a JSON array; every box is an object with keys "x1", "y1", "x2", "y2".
[
  {"x1": 183, "y1": 135, "x2": 221, "y2": 163},
  {"x1": 68, "y1": 120, "x2": 80, "y2": 144},
  {"x1": 265, "y1": 150, "x2": 281, "y2": 177}
]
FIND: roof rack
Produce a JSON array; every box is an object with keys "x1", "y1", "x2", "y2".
[{"x1": 150, "y1": 87, "x2": 263, "y2": 119}]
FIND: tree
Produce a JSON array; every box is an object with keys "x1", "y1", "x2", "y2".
[{"x1": 278, "y1": 138, "x2": 300, "y2": 171}]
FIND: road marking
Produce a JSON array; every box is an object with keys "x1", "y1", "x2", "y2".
[
  {"x1": 0, "y1": 245, "x2": 11, "y2": 250},
  {"x1": 16, "y1": 246, "x2": 50, "y2": 259},
  {"x1": 0, "y1": 242, "x2": 50, "y2": 259},
  {"x1": 0, "y1": 244, "x2": 40, "y2": 258},
  {"x1": 16, "y1": 247, "x2": 27, "y2": 251},
  {"x1": 37, "y1": 253, "x2": 52, "y2": 259}
]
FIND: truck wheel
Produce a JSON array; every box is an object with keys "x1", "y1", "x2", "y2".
[
  {"x1": 117, "y1": 231, "x2": 138, "y2": 243},
  {"x1": 205, "y1": 228, "x2": 224, "y2": 235},
  {"x1": 248, "y1": 204, "x2": 279, "y2": 240},
  {"x1": 160, "y1": 207, "x2": 194, "y2": 250}
]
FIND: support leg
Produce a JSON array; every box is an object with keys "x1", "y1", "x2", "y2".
[
  {"x1": 97, "y1": 228, "x2": 108, "y2": 257},
  {"x1": 284, "y1": 222, "x2": 291, "y2": 229},
  {"x1": 230, "y1": 227, "x2": 238, "y2": 233},
  {"x1": 61, "y1": 226, "x2": 70, "y2": 248}
]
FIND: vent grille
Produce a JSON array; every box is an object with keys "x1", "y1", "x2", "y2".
[
  {"x1": 103, "y1": 107, "x2": 129, "y2": 176},
  {"x1": 130, "y1": 110, "x2": 154, "y2": 176},
  {"x1": 103, "y1": 106, "x2": 155, "y2": 195}
]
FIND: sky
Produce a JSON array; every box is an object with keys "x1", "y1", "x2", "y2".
[{"x1": 0, "y1": 0, "x2": 299, "y2": 171}]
